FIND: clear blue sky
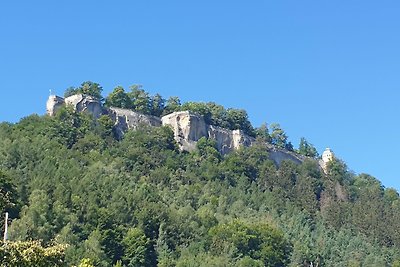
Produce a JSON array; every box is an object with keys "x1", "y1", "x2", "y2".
[{"x1": 1, "y1": 1, "x2": 399, "y2": 191}]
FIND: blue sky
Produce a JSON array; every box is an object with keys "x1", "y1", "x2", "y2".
[{"x1": 1, "y1": 1, "x2": 399, "y2": 190}]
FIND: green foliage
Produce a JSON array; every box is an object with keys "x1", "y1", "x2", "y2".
[
  {"x1": 78, "y1": 81, "x2": 103, "y2": 99},
  {"x1": 163, "y1": 96, "x2": 181, "y2": 115},
  {"x1": 64, "y1": 87, "x2": 78, "y2": 98},
  {"x1": 269, "y1": 123, "x2": 288, "y2": 148},
  {"x1": 122, "y1": 227, "x2": 151, "y2": 267},
  {"x1": 0, "y1": 240, "x2": 67, "y2": 266},
  {"x1": 255, "y1": 123, "x2": 271, "y2": 143},
  {"x1": 105, "y1": 86, "x2": 132, "y2": 109},
  {"x1": 128, "y1": 85, "x2": 151, "y2": 114},
  {"x1": 64, "y1": 81, "x2": 103, "y2": 99},
  {"x1": 208, "y1": 220, "x2": 291, "y2": 267},
  {"x1": 77, "y1": 258, "x2": 95, "y2": 267},
  {"x1": 298, "y1": 137, "x2": 318, "y2": 158},
  {"x1": 0, "y1": 170, "x2": 18, "y2": 229},
  {"x1": 150, "y1": 93, "x2": 165, "y2": 117}
]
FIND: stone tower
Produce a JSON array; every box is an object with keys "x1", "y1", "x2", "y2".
[
  {"x1": 322, "y1": 148, "x2": 334, "y2": 163},
  {"x1": 320, "y1": 148, "x2": 334, "y2": 173}
]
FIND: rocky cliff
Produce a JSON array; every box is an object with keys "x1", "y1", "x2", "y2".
[
  {"x1": 46, "y1": 94, "x2": 304, "y2": 164},
  {"x1": 108, "y1": 107, "x2": 162, "y2": 139},
  {"x1": 46, "y1": 95, "x2": 65, "y2": 116},
  {"x1": 161, "y1": 111, "x2": 256, "y2": 154},
  {"x1": 46, "y1": 94, "x2": 103, "y2": 118}
]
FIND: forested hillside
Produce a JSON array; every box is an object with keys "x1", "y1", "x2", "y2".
[{"x1": 1, "y1": 83, "x2": 400, "y2": 266}]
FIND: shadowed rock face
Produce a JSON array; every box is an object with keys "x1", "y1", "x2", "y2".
[
  {"x1": 64, "y1": 94, "x2": 103, "y2": 119},
  {"x1": 108, "y1": 107, "x2": 162, "y2": 139},
  {"x1": 266, "y1": 146, "x2": 303, "y2": 166},
  {"x1": 46, "y1": 94, "x2": 103, "y2": 118}
]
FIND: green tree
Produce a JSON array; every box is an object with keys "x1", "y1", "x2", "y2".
[
  {"x1": 10, "y1": 190, "x2": 54, "y2": 242},
  {"x1": 77, "y1": 258, "x2": 96, "y2": 267},
  {"x1": 0, "y1": 170, "x2": 17, "y2": 230},
  {"x1": 105, "y1": 86, "x2": 132, "y2": 109},
  {"x1": 181, "y1": 102, "x2": 212, "y2": 123},
  {"x1": 150, "y1": 93, "x2": 165, "y2": 117},
  {"x1": 78, "y1": 81, "x2": 103, "y2": 99},
  {"x1": 255, "y1": 123, "x2": 271, "y2": 143},
  {"x1": 269, "y1": 123, "x2": 287, "y2": 148},
  {"x1": 208, "y1": 220, "x2": 291, "y2": 267},
  {"x1": 64, "y1": 86, "x2": 78, "y2": 98},
  {"x1": 163, "y1": 96, "x2": 181, "y2": 115},
  {"x1": 128, "y1": 85, "x2": 151, "y2": 114},
  {"x1": 226, "y1": 108, "x2": 255, "y2": 137},
  {"x1": 298, "y1": 137, "x2": 318, "y2": 158},
  {"x1": 206, "y1": 102, "x2": 229, "y2": 128},
  {"x1": 83, "y1": 229, "x2": 109, "y2": 267},
  {"x1": 0, "y1": 240, "x2": 67, "y2": 266},
  {"x1": 122, "y1": 227, "x2": 151, "y2": 267}
]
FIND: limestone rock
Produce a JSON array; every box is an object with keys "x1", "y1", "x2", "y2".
[
  {"x1": 207, "y1": 125, "x2": 235, "y2": 154},
  {"x1": 207, "y1": 126, "x2": 255, "y2": 154},
  {"x1": 45, "y1": 95, "x2": 306, "y2": 166},
  {"x1": 161, "y1": 111, "x2": 208, "y2": 152},
  {"x1": 65, "y1": 94, "x2": 103, "y2": 118},
  {"x1": 161, "y1": 111, "x2": 256, "y2": 154},
  {"x1": 266, "y1": 145, "x2": 303, "y2": 166},
  {"x1": 109, "y1": 107, "x2": 162, "y2": 139},
  {"x1": 232, "y1": 129, "x2": 254, "y2": 150},
  {"x1": 46, "y1": 95, "x2": 65, "y2": 116}
]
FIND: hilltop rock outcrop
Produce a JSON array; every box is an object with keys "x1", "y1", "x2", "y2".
[
  {"x1": 46, "y1": 94, "x2": 103, "y2": 118},
  {"x1": 46, "y1": 94, "x2": 304, "y2": 164},
  {"x1": 64, "y1": 94, "x2": 103, "y2": 118}
]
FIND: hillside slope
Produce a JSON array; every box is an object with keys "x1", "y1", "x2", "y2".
[{"x1": 1, "y1": 84, "x2": 400, "y2": 266}]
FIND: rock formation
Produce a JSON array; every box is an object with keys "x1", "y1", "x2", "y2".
[
  {"x1": 265, "y1": 145, "x2": 303, "y2": 166},
  {"x1": 64, "y1": 94, "x2": 103, "y2": 119},
  {"x1": 46, "y1": 94, "x2": 103, "y2": 118},
  {"x1": 161, "y1": 111, "x2": 255, "y2": 154},
  {"x1": 46, "y1": 95, "x2": 65, "y2": 116},
  {"x1": 161, "y1": 111, "x2": 210, "y2": 152},
  {"x1": 108, "y1": 107, "x2": 162, "y2": 139},
  {"x1": 46, "y1": 94, "x2": 306, "y2": 165}
]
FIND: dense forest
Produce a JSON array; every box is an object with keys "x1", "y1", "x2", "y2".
[{"x1": 1, "y1": 82, "x2": 400, "y2": 266}]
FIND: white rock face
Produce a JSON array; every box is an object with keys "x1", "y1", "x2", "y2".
[
  {"x1": 46, "y1": 95, "x2": 65, "y2": 116},
  {"x1": 207, "y1": 126, "x2": 255, "y2": 154},
  {"x1": 109, "y1": 107, "x2": 162, "y2": 139},
  {"x1": 208, "y1": 125, "x2": 235, "y2": 154},
  {"x1": 65, "y1": 94, "x2": 103, "y2": 118},
  {"x1": 161, "y1": 111, "x2": 208, "y2": 152},
  {"x1": 161, "y1": 111, "x2": 255, "y2": 154},
  {"x1": 232, "y1": 129, "x2": 254, "y2": 150}
]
